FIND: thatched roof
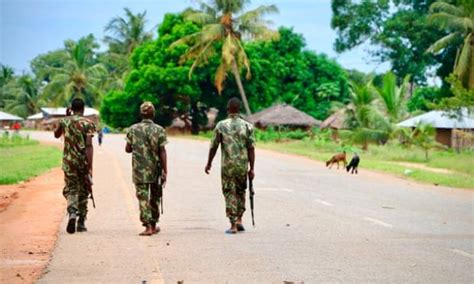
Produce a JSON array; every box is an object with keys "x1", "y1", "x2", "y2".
[
  {"x1": 320, "y1": 109, "x2": 345, "y2": 129},
  {"x1": 245, "y1": 104, "x2": 320, "y2": 128},
  {"x1": 320, "y1": 105, "x2": 353, "y2": 130}
]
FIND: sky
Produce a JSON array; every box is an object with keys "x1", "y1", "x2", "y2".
[{"x1": 0, "y1": 0, "x2": 389, "y2": 74}]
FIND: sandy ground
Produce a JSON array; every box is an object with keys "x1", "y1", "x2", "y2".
[{"x1": 0, "y1": 168, "x2": 65, "y2": 284}]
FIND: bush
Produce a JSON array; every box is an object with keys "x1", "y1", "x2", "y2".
[{"x1": 255, "y1": 127, "x2": 310, "y2": 142}]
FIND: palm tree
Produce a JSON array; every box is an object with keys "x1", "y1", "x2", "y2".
[
  {"x1": 427, "y1": 0, "x2": 474, "y2": 89},
  {"x1": 4, "y1": 75, "x2": 44, "y2": 117},
  {"x1": 172, "y1": 0, "x2": 279, "y2": 115},
  {"x1": 104, "y1": 8, "x2": 153, "y2": 55},
  {"x1": 0, "y1": 64, "x2": 15, "y2": 109},
  {"x1": 343, "y1": 81, "x2": 391, "y2": 149},
  {"x1": 413, "y1": 122, "x2": 439, "y2": 160},
  {"x1": 43, "y1": 37, "x2": 107, "y2": 107},
  {"x1": 0, "y1": 64, "x2": 14, "y2": 87},
  {"x1": 375, "y1": 72, "x2": 411, "y2": 123}
]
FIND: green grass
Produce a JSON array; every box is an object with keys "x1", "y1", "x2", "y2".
[
  {"x1": 0, "y1": 135, "x2": 62, "y2": 184},
  {"x1": 258, "y1": 140, "x2": 474, "y2": 189},
  {"x1": 176, "y1": 131, "x2": 474, "y2": 189}
]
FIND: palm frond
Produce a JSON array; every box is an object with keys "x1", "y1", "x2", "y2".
[
  {"x1": 235, "y1": 39, "x2": 251, "y2": 79},
  {"x1": 184, "y1": 11, "x2": 216, "y2": 26},
  {"x1": 429, "y1": 13, "x2": 473, "y2": 31},
  {"x1": 236, "y1": 4, "x2": 279, "y2": 40},
  {"x1": 237, "y1": 4, "x2": 279, "y2": 23},
  {"x1": 187, "y1": 39, "x2": 217, "y2": 78},
  {"x1": 454, "y1": 34, "x2": 472, "y2": 77},
  {"x1": 214, "y1": 61, "x2": 230, "y2": 94},
  {"x1": 427, "y1": 32, "x2": 461, "y2": 54},
  {"x1": 430, "y1": 1, "x2": 464, "y2": 16}
]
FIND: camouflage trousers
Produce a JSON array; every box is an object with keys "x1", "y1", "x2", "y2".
[
  {"x1": 135, "y1": 183, "x2": 161, "y2": 227},
  {"x1": 222, "y1": 173, "x2": 247, "y2": 224},
  {"x1": 63, "y1": 172, "x2": 88, "y2": 217}
]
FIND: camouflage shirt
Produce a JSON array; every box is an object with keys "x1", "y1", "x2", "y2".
[
  {"x1": 60, "y1": 115, "x2": 96, "y2": 175},
  {"x1": 125, "y1": 119, "x2": 168, "y2": 184},
  {"x1": 211, "y1": 114, "x2": 256, "y2": 176}
]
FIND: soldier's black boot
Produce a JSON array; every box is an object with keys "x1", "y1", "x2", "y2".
[
  {"x1": 66, "y1": 213, "x2": 77, "y2": 234},
  {"x1": 77, "y1": 216, "x2": 87, "y2": 232}
]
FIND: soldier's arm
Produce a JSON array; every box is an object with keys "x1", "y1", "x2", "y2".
[
  {"x1": 125, "y1": 128, "x2": 133, "y2": 153},
  {"x1": 86, "y1": 135, "x2": 94, "y2": 174},
  {"x1": 159, "y1": 146, "x2": 167, "y2": 181},
  {"x1": 54, "y1": 122, "x2": 63, "y2": 138},
  {"x1": 247, "y1": 146, "x2": 255, "y2": 180},
  {"x1": 205, "y1": 130, "x2": 221, "y2": 175},
  {"x1": 247, "y1": 124, "x2": 256, "y2": 180}
]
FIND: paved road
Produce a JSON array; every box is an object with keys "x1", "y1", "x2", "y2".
[{"x1": 28, "y1": 132, "x2": 473, "y2": 283}]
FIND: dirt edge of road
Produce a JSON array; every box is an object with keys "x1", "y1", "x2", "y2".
[{"x1": 0, "y1": 167, "x2": 65, "y2": 284}]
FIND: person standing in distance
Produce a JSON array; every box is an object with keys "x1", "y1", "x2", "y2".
[
  {"x1": 205, "y1": 97, "x2": 256, "y2": 234},
  {"x1": 54, "y1": 98, "x2": 96, "y2": 234},
  {"x1": 125, "y1": 102, "x2": 168, "y2": 236}
]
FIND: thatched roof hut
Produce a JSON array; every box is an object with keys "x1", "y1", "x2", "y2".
[
  {"x1": 245, "y1": 104, "x2": 320, "y2": 129},
  {"x1": 320, "y1": 108, "x2": 348, "y2": 130}
]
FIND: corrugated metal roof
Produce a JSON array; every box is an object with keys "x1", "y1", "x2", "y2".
[
  {"x1": 397, "y1": 109, "x2": 474, "y2": 129},
  {"x1": 27, "y1": 112, "x2": 43, "y2": 120},
  {"x1": 0, "y1": 111, "x2": 24, "y2": 121},
  {"x1": 40, "y1": 107, "x2": 99, "y2": 117}
]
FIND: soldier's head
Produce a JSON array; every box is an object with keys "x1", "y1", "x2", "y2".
[
  {"x1": 71, "y1": 98, "x2": 85, "y2": 114},
  {"x1": 227, "y1": 97, "x2": 241, "y2": 114},
  {"x1": 140, "y1": 101, "x2": 155, "y2": 119}
]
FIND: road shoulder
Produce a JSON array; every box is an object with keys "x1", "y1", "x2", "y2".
[{"x1": 0, "y1": 168, "x2": 65, "y2": 284}]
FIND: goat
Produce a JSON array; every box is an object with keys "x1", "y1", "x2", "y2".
[
  {"x1": 326, "y1": 151, "x2": 347, "y2": 169},
  {"x1": 346, "y1": 153, "x2": 360, "y2": 174}
]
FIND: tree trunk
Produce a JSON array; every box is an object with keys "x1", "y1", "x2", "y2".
[
  {"x1": 231, "y1": 60, "x2": 251, "y2": 115},
  {"x1": 469, "y1": 35, "x2": 474, "y2": 90}
]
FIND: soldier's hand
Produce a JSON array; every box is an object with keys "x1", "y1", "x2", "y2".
[
  {"x1": 161, "y1": 172, "x2": 167, "y2": 183},
  {"x1": 205, "y1": 164, "x2": 211, "y2": 175},
  {"x1": 248, "y1": 169, "x2": 255, "y2": 180}
]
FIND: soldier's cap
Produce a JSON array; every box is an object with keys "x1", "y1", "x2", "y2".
[{"x1": 140, "y1": 102, "x2": 155, "y2": 116}]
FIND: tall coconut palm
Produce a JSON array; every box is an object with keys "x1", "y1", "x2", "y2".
[
  {"x1": 44, "y1": 37, "x2": 107, "y2": 107},
  {"x1": 375, "y1": 72, "x2": 411, "y2": 123},
  {"x1": 104, "y1": 8, "x2": 153, "y2": 55},
  {"x1": 172, "y1": 0, "x2": 279, "y2": 115},
  {"x1": 4, "y1": 75, "x2": 44, "y2": 117},
  {"x1": 427, "y1": 0, "x2": 474, "y2": 89}
]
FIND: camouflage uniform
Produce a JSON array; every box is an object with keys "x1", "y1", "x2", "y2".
[
  {"x1": 60, "y1": 115, "x2": 96, "y2": 218},
  {"x1": 126, "y1": 119, "x2": 167, "y2": 227},
  {"x1": 211, "y1": 114, "x2": 255, "y2": 224}
]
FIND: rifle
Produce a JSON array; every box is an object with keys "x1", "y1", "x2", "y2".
[
  {"x1": 86, "y1": 174, "x2": 96, "y2": 208},
  {"x1": 249, "y1": 176, "x2": 255, "y2": 227},
  {"x1": 158, "y1": 172, "x2": 166, "y2": 214}
]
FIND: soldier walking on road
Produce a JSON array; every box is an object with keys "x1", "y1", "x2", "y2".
[
  {"x1": 125, "y1": 102, "x2": 168, "y2": 236},
  {"x1": 205, "y1": 98, "x2": 256, "y2": 234},
  {"x1": 54, "y1": 98, "x2": 96, "y2": 234}
]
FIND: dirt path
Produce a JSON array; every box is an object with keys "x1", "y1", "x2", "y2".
[
  {"x1": 390, "y1": 161, "x2": 455, "y2": 174},
  {"x1": 0, "y1": 168, "x2": 65, "y2": 284}
]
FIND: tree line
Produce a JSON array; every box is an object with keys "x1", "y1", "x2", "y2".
[{"x1": 0, "y1": 0, "x2": 472, "y2": 134}]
